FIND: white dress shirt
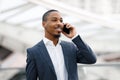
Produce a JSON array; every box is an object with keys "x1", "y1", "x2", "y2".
[{"x1": 43, "y1": 37, "x2": 68, "y2": 80}]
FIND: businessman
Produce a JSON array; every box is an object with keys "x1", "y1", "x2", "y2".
[{"x1": 26, "y1": 9, "x2": 97, "y2": 80}]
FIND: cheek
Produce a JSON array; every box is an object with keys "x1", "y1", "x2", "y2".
[
  {"x1": 46, "y1": 24, "x2": 55, "y2": 30},
  {"x1": 44, "y1": 23, "x2": 50, "y2": 29},
  {"x1": 44, "y1": 22, "x2": 56, "y2": 32},
  {"x1": 45, "y1": 25, "x2": 54, "y2": 32}
]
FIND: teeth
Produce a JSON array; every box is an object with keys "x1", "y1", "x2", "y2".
[{"x1": 56, "y1": 28, "x2": 62, "y2": 31}]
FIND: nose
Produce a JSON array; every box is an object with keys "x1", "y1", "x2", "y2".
[{"x1": 57, "y1": 21, "x2": 63, "y2": 27}]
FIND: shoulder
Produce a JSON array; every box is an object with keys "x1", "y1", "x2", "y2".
[
  {"x1": 61, "y1": 40, "x2": 76, "y2": 49},
  {"x1": 27, "y1": 40, "x2": 44, "y2": 54},
  {"x1": 26, "y1": 40, "x2": 44, "y2": 60},
  {"x1": 61, "y1": 40, "x2": 73, "y2": 45}
]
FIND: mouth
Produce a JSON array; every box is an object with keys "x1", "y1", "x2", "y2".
[{"x1": 55, "y1": 27, "x2": 62, "y2": 33}]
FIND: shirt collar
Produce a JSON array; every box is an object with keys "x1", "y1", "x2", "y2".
[{"x1": 43, "y1": 37, "x2": 61, "y2": 46}]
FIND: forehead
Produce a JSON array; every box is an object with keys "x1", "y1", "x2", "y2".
[{"x1": 48, "y1": 11, "x2": 62, "y2": 19}]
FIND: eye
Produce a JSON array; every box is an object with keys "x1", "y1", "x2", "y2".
[
  {"x1": 52, "y1": 19, "x2": 57, "y2": 22},
  {"x1": 60, "y1": 19, "x2": 63, "y2": 23}
]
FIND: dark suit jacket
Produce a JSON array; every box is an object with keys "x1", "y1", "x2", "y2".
[{"x1": 26, "y1": 35, "x2": 96, "y2": 80}]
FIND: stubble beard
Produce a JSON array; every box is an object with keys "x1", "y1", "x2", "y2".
[
  {"x1": 54, "y1": 34, "x2": 61, "y2": 39},
  {"x1": 45, "y1": 28, "x2": 61, "y2": 39}
]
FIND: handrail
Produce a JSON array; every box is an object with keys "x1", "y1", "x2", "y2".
[
  {"x1": 0, "y1": 63, "x2": 120, "y2": 70},
  {"x1": 78, "y1": 63, "x2": 120, "y2": 67},
  {"x1": 0, "y1": 67, "x2": 25, "y2": 70}
]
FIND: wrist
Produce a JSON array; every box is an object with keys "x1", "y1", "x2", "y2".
[{"x1": 71, "y1": 33, "x2": 79, "y2": 40}]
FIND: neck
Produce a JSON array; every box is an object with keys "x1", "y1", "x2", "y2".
[{"x1": 45, "y1": 35, "x2": 59, "y2": 46}]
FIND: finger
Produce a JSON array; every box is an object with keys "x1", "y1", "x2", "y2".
[{"x1": 66, "y1": 24, "x2": 71, "y2": 28}]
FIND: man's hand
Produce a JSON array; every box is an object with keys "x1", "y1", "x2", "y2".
[{"x1": 62, "y1": 23, "x2": 77, "y2": 39}]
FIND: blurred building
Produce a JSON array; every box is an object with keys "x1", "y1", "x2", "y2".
[{"x1": 0, "y1": 0, "x2": 120, "y2": 80}]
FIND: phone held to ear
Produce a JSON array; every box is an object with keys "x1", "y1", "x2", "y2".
[{"x1": 63, "y1": 24, "x2": 70, "y2": 34}]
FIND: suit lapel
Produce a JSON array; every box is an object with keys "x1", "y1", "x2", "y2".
[
  {"x1": 38, "y1": 40, "x2": 56, "y2": 74},
  {"x1": 38, "y1": 40, "x2": 69, "y2": 76},
  {"x1": 60, "y1": 41, "x2": 69, "y2": 73}
]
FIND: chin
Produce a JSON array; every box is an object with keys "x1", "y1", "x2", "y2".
[{"x1": 54, "y1": 34, "x2": 61, "y2": 38}]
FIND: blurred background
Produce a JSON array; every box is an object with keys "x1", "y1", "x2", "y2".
[{"x1": 0, "y1": 0, "x2": 120, "y2": 80}]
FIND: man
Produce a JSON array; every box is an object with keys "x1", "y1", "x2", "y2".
[{"x1": 26, "y1": 9, "x2": 97, "y2": 80}]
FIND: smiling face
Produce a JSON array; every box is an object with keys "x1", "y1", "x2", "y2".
[{"x1": 42, "y1": 11, "x2": 64, "y2": 39}]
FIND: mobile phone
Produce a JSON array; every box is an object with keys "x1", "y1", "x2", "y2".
[{"x1": 63, "y1": 25, "x2": 70, "y2": 34}]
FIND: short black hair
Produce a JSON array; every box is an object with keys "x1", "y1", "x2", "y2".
[{"x1": 42, "y1": 9, "x2": 58, "y2": 21}]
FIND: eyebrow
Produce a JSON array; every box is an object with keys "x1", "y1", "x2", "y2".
[{"x1": 51, "y1": 17, "x2": 63, "y2": 20}]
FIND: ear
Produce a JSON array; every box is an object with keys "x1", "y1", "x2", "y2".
[
  {"x1": 42, "y1": 21, "x2": 45, "y2": 27},
  {"x1": 42, "y1": 21, "x2": 46, "y2": 28}
]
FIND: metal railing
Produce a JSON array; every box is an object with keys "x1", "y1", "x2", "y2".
[
  {"x1": 0, "y1": 63, "x2": 120, "y2": 80},
  {"x1": 78, "y1": 62, "x2": 120, "y2": 67},
  {"x1": 78, "y1": 62, "x2": 120, "y2": 80},
  {"x1": 0, "y1": 62, "x2": 120, "y2": 70}
]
